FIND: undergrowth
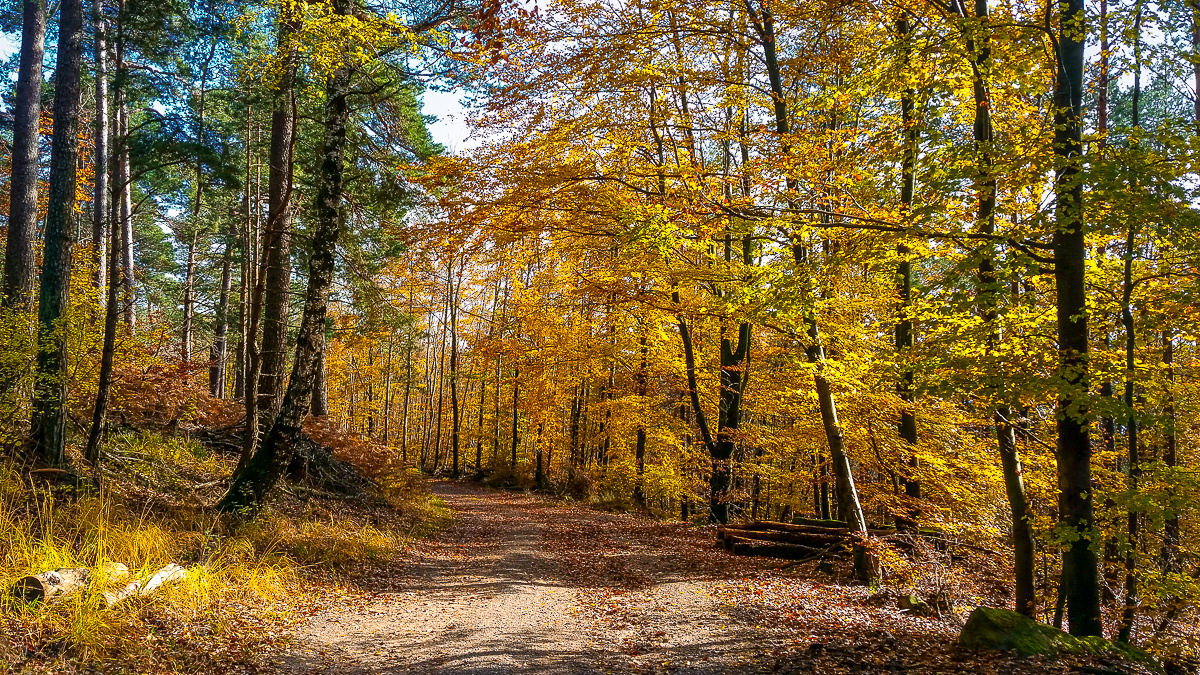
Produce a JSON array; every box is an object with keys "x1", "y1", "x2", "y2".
[{"x1": 0, "y1": 430, "x2": 437, "y2": 674}]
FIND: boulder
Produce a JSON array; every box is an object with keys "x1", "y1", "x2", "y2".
[
  {"x1": 959, "y1": 607, "x2": 1160, "y2": 671},
  {"x1": 898, "y1": 594, "x2": 936, "y2": 617}
]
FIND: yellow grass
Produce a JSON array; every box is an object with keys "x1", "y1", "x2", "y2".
[{"x1": 0, "y1": 432, "x2": 437, "y2": 672}]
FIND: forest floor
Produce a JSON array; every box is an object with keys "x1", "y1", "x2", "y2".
[{"x1": 266, "y1": 482, "x2": 1157, "y2": 675}]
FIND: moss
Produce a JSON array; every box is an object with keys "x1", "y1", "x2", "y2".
[{"x1": 959, "y1": 607, "x2": 1161, "y2": 672}]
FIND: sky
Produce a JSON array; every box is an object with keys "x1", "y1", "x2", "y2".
[
  {"x1": 421, "y1": 89, "x2": 478, "y2": 154},
  {"x1": 1, "y1": 29, "x2": 475, "y2": 154}
]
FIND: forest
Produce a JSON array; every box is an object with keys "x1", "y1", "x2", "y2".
[{"x1": 1, "y1": 0, "x2": 1199, "y2": 670}]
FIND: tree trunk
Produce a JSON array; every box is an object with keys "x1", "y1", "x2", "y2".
[
  {"x1": 1161, "y1": 330, "x2": 1178, "y2": 568},
  {"x1": 401, "y1": 341, "x2": 412, "y2": 461},
  {"x1": 234, "y1": 102, "x2": 255, "y2": 400},
  {"x1": 896, "y1": 14, "x2": 920, "y2": 523},
  {"x1": 3, "y1": 0, "x2": 47, "y2": 310},
  {"x1": 1053, "y1": 0, "x2": 1101, "y2": 636},
  {"x1": 449, "y1": 259, "x2": 461, "y2": 476},
  {"x1": 92, "y1": 0, "x2": 109, "y2": 292},
  {"x1": 713, "y1": 237, "x2": 751, "y2": 523},
  {"x1": 258, "y1": 24, "x2": 297, "y2": 428},
  {"x1": 534, "y1": 422, "x2": 545, "y2": 489},
  {"x1": 85, "y1": 185, "x2": 125, "y2": 464},
  {"x1": 743, "y1": 0, "x2": 873, "y2": 580},
  {"x1": 30, "y1": 0, "x2": 85, "y2": 467},
  {"x1": 210, "y1": 223, "x2": 235, "y2": 397},
  {"x1": 116, "y1": 7, "x2": 136, "y2": 330},
  {"x1": 510, "y1": 366, "x2": 520, "y2": 470},
  {"x1": 634, "y1": 334, "x2": 648, "y2": 507},
  {"x1": 952, "y1": 0, "x2": 1037, "y2": 618},
  {"x1": 382, "y1": 341, "x2": 393, "y2": 441},
  {"x1": 312, "y1": 331, "x2": 329, "y2": 415},
  {"x1": 183, "y1": 37, "x2": 215, "y2": 364},
  {"x1": 217, "y1": 23, "x2": 351, "y2": 512},
  {"x1": 181, "y1": 231, "x2": 198, "y2": 361},
  {"x1": 431, "y1": 293, "x2": 447, "y2": 472}
]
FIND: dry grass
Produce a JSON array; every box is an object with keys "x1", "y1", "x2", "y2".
[{"x1": 0, "y1": 431, "x2": 438, "y2": 674}]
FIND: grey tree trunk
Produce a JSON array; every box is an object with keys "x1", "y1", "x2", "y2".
[
  {"x1": 86, "y1": 188, "x2": 125, "y2": 463},
  {"x1": 1117, "y1": 17, "x2": 1143, "y2": 642},
  {"x1": 1053, "y1": 0, "x2": 1102, "y2": 636},
  {"x1": 234, "y1": 102, "x2": 255, "y2": 400},
  {"x1": 243, "y1": 26, "x2": 296, "y2": 465},
  {"x1": 896, "y1": 14, "x2": 919, "y2": 521},
  {"x1": 312, "y1": 334, "x2": 329, "y2": 416},
  {"x1": 510, "y1": 366, "x2": 520, "y2": 469},
  {"x1": 743, "y1": 0, "x2": 870, "y2": 581},
  {"x1": 210, "y1": 222, "x2": 235, "y2": 397},
  {"x1": 954, "y1": 0, "x2": 1036, "y2": 618},
  {"x1": 181, "y1": 232, "x2": 198, "y2": 361},
  {"x1": 400, "y1": 339, "x2": 412, "y2": 461},
  {"x1": 431, "y1": 292, "x2": 447, "y2": 471},
  {"x1": 3, "y1": 0, "x2": 47, "y2": 310},
  {"x1": 115, "y1": 13, "x2": 136, "y2": 331},
  {"x1": 30, "y1": 0, "x2": 86, "y2": 466},
  {"x1": 92, "y1": 0, "x2": 109, "y2": 291},
  {"x1": 449, "y1": 260, "x2": 461, "y2": 476},
  {"x1": 634, "y1": 335, "x2": 647, "y2": 507}
]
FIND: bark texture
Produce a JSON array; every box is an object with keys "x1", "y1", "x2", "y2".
[
  {"x1": 218, "y1": 39, "x2": 351, "y2": 512},
  {"x1": 30, "y1": 0, "x2": 86, "y2": 466},
  {"x1": 3, "y1": 0, "x2": 47, "y2": 310},
  {"x1": 1053, "y1": 0, "x2": 1102, "y2": 636}
]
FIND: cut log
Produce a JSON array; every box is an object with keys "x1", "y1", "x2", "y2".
[
  {"x1": 12, "y1": 563, "x2": 128, "y2": 604},
  {"x1": 727, "y1": 536, "x2": 832, "y2": 560},
  {"x1": 102, "y1": 563, "x2": 186, "y2": 607},
  {"x1": 722, "y1": 527, "x2": 848, "y2": 547},
  {"x1": 729, "y1": 521, "x2": 895, "y2": 537},
  {"x1": 13, "y1": 567, "x2": 92, "y2": 603},
  {"x1": 792, "y1": 516, "x2": 849, "y2": 528}
]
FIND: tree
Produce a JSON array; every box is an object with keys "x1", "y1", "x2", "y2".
[
  {"x1": 1052, "y1": 0, "x2": 1103, "y2": 637},
  {"x1": 30, "y1": 0, "x2": 86, "y2": 466},
  {"x1": 3, "y1": 0, "x2": 48, "y2": 312}
]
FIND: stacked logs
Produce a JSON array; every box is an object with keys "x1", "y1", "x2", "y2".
[{"x1": 717, "y1": 518, "x2": 895, "y2": 560}]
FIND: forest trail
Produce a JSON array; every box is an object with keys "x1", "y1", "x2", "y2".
[{"x1": 272, "y1": 482, "x2": 800, "y2": 674}]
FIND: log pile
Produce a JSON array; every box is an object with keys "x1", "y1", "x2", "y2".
[
  {"x1": 717, "y1": 520, "x2": 895, "y2": 560},
  {"x1": 11, "y1": 563, "x2": 187, "y2": 607}
]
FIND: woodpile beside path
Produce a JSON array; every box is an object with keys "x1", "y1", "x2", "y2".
[{"x1": 717, "y1": 519, "x2": 895, "y2": 561}]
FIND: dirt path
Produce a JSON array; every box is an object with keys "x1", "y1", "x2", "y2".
[
  {"x1": 273, "y1": 482, "x2": 796, "y2": 674},
  {"x1": 270, "y1": 483, "x2": 1160, "y2": 675}
]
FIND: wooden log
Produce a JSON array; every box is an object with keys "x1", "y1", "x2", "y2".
[
  {"x1": 12, "y1": 563, "x2": 128, "y2": 604},
  {"x1": 722, "y1": 527, "x2": 848, "y2": 547},
  {"x1": 792, "y1": 516, "x2": 849, "y2": 528},
  {"x1": 742, "y1": 521, "x2": 896, "y2": 537},
  {"x1": 727, "y1": 536, "x2": 832, "y2": 560},
  {"x1": 13, "y1": 567, "x2": 92, "y2": 603},
  {"x1": 103, "y1": 563, "x2": 185, "y2": 607}
]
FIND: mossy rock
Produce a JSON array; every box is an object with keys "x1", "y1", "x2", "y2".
[
  {"x1": 959, "y1": 607, "x2": 1160, "y2": 672},
  {"x1": 898, "y1": 594, "x2": 935, "y2": 617}
]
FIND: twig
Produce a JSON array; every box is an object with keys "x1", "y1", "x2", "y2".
[{"x1": 1072, "y1": 666, "x2": 1129, "y2": 675}]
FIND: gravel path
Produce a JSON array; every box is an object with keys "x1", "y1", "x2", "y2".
[
  {"x1": 272, "y1": 481, "x2": 788, "y2": 674},
  {"x1": 268, "y1": 482, "x2": 1166, "y2": 675}
]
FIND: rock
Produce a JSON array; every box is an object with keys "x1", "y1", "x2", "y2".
[
  {"x1": 958, "y1": 607, "x2": 1161, "y2": 671},
  {"x1": 898, "y1": 594, "x2": 936, "y2": 617}
]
